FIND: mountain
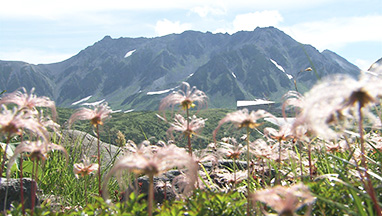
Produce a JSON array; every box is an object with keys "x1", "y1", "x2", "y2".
[
  {"x1": 0, "y1": 27, "x2": 360, "y2": 111},
  {"x1": 368, "y1": 58, "x2": 382, "y2": 75}
]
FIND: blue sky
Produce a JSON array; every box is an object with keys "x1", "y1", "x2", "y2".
[{"x1": 1, "y1": 0, "x2": 381, "y2": 70}]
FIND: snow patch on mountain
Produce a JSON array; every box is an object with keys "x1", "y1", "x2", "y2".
[
  {"x1": 270, "y1": 59, "x2": 293, "y2": 79},
  {"x1": 81, "y1": 99, "x2": 106, "y2": 106},
  {"x1": 71, "y1": 95, "x2": 92, "y2": 106},
  {"x1": 147, "y1": 87, "x2": 176, "y2": 95},
  {"x1": 124, "y1": 49, "x2": 136, "y2": 58},
  {"x1": 147, "y1": 89, "x2": 171, "y2": 95},
  {"x1": 237, "y1": 99, "x2": 274, "y2": 107}
]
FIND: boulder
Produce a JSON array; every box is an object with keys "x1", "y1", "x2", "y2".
[
  {"x1": 58, "y1": 130, "x2": 121, "y2": 167},
  {"x1": 122, "y1": 170, "x2": 182, "y2": 203},
  {"x1": 0, "y1": 178, "x2": 38, "y2": 211}
]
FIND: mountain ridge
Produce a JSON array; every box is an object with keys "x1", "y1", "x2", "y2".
[{"x1": 0, "y1": 27, "x2": 361, "y2": 111}]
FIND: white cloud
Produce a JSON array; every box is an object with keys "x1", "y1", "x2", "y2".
[
  {"x1": 1, "y1": 0, "x2": 191, "y2": 19},
  {"x1": 155, "y1": 19, "x2": 192, "y2": 36},
  {"x1": 282, "y1": 15, "x2": 382, "y2": 51},
  {"x1": 1, "y1": 0, "x2": 379, "y2": 66},
  {"x1": 190, "y1": 6, "x2": 226, "y2": 17},
  {"x1": 279, "y1": 15, "x2": 382, "y2": 71},
  {"x1": 0, "y1": 49, "x2": 74, "y2": 64},
  {"x1": 355, "y1": 59, "x2": 374, "y2": 71},
  {"x1": 214, "y1": 10, "x2": 284, "y2": 34},
  {"x1": 233, "y1": 10, "x2": 283, "y2": 32},
  {"x1": 0, "y1": 0, "x2": 334, "y2": 20}
]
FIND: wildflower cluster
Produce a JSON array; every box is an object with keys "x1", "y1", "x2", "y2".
[
  {"x1": 283, "y1": 73, "x2": 382, "y2": 215},
  {"x1": 158, "y1": 82, "x2": 208, "y2": 155},
  {"x1": 0, "y1": 88, "x2": 67, "y2": 213},
  {"x1": 69, "y1": 101, "x2": 112, "y2": 196},
  {"x1": 104, "y1": 140, "x2": 196, "y2": 216},
  {"x1": 0, "y1": 88, "x2": 67, "y2": 172}
]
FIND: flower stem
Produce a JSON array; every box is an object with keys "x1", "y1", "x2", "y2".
[
  {"x1": 31, "y1": 160, "x2": 37, "y2": 216},
  {"x1": 186, "y1": 108, "x2": 192, "y2": 156},
  {"x1": 277, "y1": 140, "x2": 282, "y2": 185},
  {"x1": 20, "y1": 154, "x2": 25, "y2": 215},
  {"x1": 84, "y1": 175, "x2": 88, "y2": 205},
  {"x1": 308, "y1": 140, "x2": 313, "y2": 180},
  {"x1": 19, "y1": 134, "x2": 25, "y2": 215},
  {"x1": 96, "y1": 125, "x2": 102, "y2": 197},
  {"x1": 233, "y1": 157, "x2": 237, "y2": 189},
  {"x1": 148, "y1": 174, "x2": 154, "y2": 216},
  {"x1": 357, "y1": 103, "x2": 382, "y2": 215},
  {"x1": 294, "y1": 79, "x2": 299, "y2": 92}
]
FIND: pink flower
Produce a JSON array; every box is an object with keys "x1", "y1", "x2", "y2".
[
  {"x1": 7, "y1": 140, "x2": 68, "y2": 177},
  {"x1": 73, "y1": 156, "x2": 99, "y2": 178},
  {"x1": 36, "y1": 110, "x2": 60, "y2": 132},
  {"x1": 167, "y1": 114, "x2": 207, "y2": 138},
  {"x1": 108, "y1": 144, "x2": 191, "y2": 177},
  {"x1": 103, "y1": 143, "x2": 196, "y2": 196},
  {"x1": 216, "y1": 137, "x2": 245, "y2": 159},
  {"x1": 0, "y1": 88, "x2": 57, "y2": 120},
  {"x1": 0, "y1": 105, "x2": 48, "y2": 140},
  {"x1": 252, "y1": 183, "x2": 316, "y2": 215},
  {"x1": 68, "y1": 102, "x2": 112, "y2": 127},
  {"x1": 282, "y1": 91, "x2": 304, "y2": 118},
  {"x1": 159, "y1": 82, "x2": 207, "y2": 112},
  {"x1": 213, "y1": 109, "x2": 274, "y2": 141},
  {"x1": 289, "y1": 74, "x2": 382, "y2": 139},
  {"x1": 191, "y1": 148, "x2": 218, "y2": 167},
  {"x1": 216, "y1": 170, "x2": 248, "y2": 185},
  {"x1": 249, "y1": 139, "x2": 274, "y2": 160},
  {"x1": 264, "y1": 124, "x2": 294, "y2": 142}
]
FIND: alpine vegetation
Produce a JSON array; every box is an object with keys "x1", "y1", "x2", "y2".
[{"x1": 0, "y1": 88, "x2": 66, "y2": 214}]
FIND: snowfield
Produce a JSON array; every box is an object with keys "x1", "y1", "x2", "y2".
[
  {"x1": 237, "y1": 99, "x2": 274, "y2": 107},
  {"x1": 124, "y1": 49, "x2": 136, "y2": 58},
  {"x1": 71, "y1": 95, "x2": 92, "y2": 106},
  {"x1": 270, "y1": 59, "x2": 293, "y2": 79}
]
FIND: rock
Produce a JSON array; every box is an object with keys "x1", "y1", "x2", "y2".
[
  {"x1": 58, "y1": 130, "x2": 121, "y2": 167},
  {"x1": 123, "y1": 161, "x2": 249, "y2": 204},
  {"x1": 0, "y1": 178, "x2": 38, "y2": 211},
  {"x1": 119, "y1": 159, "x2": 277, "y2": 204},
  {"x1": 123, "y1": 170, "x2": 182, "y2": 203}
]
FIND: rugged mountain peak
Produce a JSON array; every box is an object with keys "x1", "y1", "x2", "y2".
[
  {"x1": 102, "y1": 35, "x2": 112, "y2": 40},
  {"x1": 368, "y1": 58, "x2": 382, "y2": 74},
  {"x1": 0, "y1": 27, "x2": 360, "y2": 111}
]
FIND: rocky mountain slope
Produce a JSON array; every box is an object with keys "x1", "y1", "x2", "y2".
[{"x1": 0, "y1": 27, "x2": 361, "y2": 110}]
